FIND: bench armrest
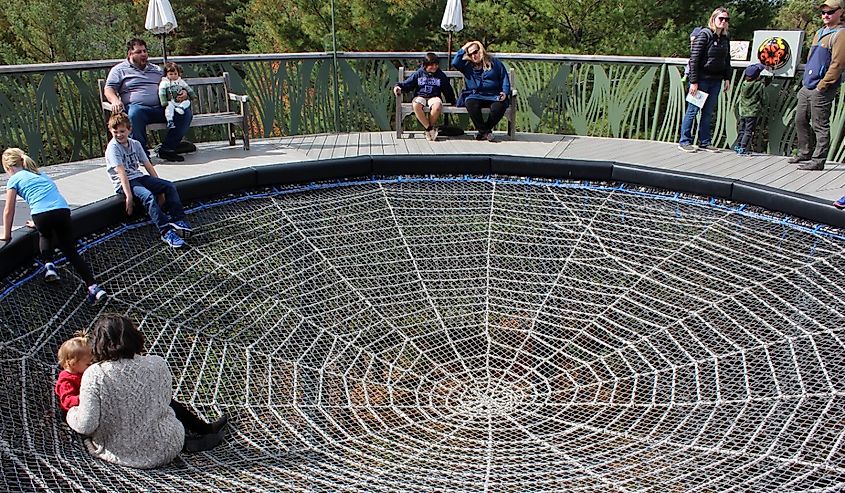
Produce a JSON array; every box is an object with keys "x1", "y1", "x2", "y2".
[
  {"x1": 228, "y1": 93, "x2": 249, "y2": 103},
  {"x1": 511, "y1": 89, "x2": 518, "y2": 97},
  {"x1": 101, "y1": 101, "x2": 114, "y2": 112}
]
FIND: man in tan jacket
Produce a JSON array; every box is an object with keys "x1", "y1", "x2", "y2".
[{"x1": 791, "y1": 0, "x2": 845, "y2": 170}]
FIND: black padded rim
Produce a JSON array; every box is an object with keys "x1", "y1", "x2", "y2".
[{"x1": 2, "y1": 155, "x2": 843, "y2": 280}]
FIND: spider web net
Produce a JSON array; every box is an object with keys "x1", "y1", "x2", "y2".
[{"x1": 2, "y1": 177, "x2": 845, "y2": 492}]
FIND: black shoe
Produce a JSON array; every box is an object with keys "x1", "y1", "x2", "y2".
[
  {"x1": 183, "y1": 430, "x2": 224, "y2": 452},
  {"x1": 475, "y1": 132, "x2": 485, "y2": 141},
  {"x1": 175, "y1": 141, "x2": 197, "y2": 154},
  {"x1": 209, "y1": 415, "x2": 229, "y2": 434},
  {"x1": 797, "y1": 160, "x2": 825, "y2": 171},
  {"x1": 158, "y1": 149, "x2": 185, "y2": 162}
]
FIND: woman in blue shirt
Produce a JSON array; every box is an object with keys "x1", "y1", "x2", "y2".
[
  {"x1": 452, "y1": 41, "x2": 511, "y2": 141},
  {"x1": 2, "y1": 148, "x2": 106, "y2": 304}
]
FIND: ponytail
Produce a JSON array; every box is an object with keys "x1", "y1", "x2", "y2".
[{"x1": 2, "y1": 148, "x2": 39, "y2": 174}]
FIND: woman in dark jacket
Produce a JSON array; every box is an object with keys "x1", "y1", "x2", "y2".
[
  {"x1": 452, "y1": 41, "x2": 511, "y2": 141},
  {"x1": 678, "y1": 7, "x2": 733, "y2": 152}
]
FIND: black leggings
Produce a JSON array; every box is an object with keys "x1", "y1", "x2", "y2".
[
  {"x1": 31, "y1": 208, "x2": 95, "y2": 286},
  {"x1": 465, "y1": 99, "x2": 507, "y2": 133},
  {"x1": 170, "y1": 399, "x2": 215, "y2": 434}
]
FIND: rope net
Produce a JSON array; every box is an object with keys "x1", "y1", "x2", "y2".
[{"x1": 2, "y1": 176, "x2": 845, "y2": 492}]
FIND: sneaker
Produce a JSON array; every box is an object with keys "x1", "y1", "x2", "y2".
[
  {"x1": 475, "y1": 132, "x2": 485, "y2": 141},
  {"x1": 86, "y1": 284, "x2": 107, "y2": 305},
  {"x1": 166, "y1": 120, "x2": 176, "y2": 129},
  {"x1": 158, "y1": 149, "x2": 185, "y2": 162},
  {"x1": 44, "y1": 263, "x2": 59, "y2": 282},
  {"x1": 431, "y1": 127, "x2": 439, "y2": 141},
  {"x1": 678, "y1": 144, "x2": 697, "y2": 153},
  {"x1": 788, "y1": 155, "x2": 811, "y2": 164},
  {"x1": 424, "y1": 129, "x2": 433, "y2": 141},
  {"x1": 168, "y1": 220, "x2": 193, "y2": 239},
  {"x1": 485, "y1": 132, "x2": 496, "y2": 142},
  {"x1": 161, "y1": 229, "x2": 186, "y2": 248},
  {"x1": 833, "y1": 197, "x2": 845, "y2": 209},
  {"x1": 698, "y1": 145, "x2": 721, "y2": 153},
  {"x1": 797, "y1": 160, "x2": 825, "y2": 171},
  {"x1": 174, "y1": 107, "x2": 185, "y2": 115}
]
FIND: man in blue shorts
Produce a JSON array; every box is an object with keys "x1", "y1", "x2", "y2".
[{"x1": 103, "y1": 38, "x2": 194, "y2": 162}]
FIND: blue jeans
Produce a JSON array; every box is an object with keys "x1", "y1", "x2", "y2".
[
  {"x1": 679, "y1": 78, "x2": 722, "y2": 146},
  {"x1": 123, "y1": 175, "x2": 186, "y2": 233},
  {"x1": 127, "y1": 104, "x2": 193, "y2": 157}
]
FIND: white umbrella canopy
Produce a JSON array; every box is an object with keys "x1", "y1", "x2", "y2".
[
  {"x1": 145, "y1": 0, "x2": 178, "y2": 61},
  {"x1": 440, "y1": 0, "x2": 464, "y2": 33},
  {"x1": 440, "y1": 0, "x2": 463, "y2": 67}
]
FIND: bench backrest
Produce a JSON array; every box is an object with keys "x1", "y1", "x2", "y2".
[{"x1": 98, "y1": 72, "x2": 234, "y2": 114}]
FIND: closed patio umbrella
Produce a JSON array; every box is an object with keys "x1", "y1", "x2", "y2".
[
  {"x1": 145, "y1": 0, "x2": 178, "y2": 62},
  {"x1": 440, "y1": 0, "x2": 464, "y2": 68}
]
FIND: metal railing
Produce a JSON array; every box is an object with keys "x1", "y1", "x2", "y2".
[{"x1": 0, "y1": 52, "x2": 840, "y2": 167}]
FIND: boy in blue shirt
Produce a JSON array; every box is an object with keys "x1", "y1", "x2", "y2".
[
  {"x1": 104, "y1": 113, "x2": 192, "y2": 248},
  {"x1": 393, "y1": 53, "x2": 456, "y2": 141}
]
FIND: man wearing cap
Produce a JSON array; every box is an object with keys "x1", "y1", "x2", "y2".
[{"x1": 791, "y1": 0, "x2": 845, "y2": 170}]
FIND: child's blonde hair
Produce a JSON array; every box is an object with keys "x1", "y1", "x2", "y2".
[
  {"x1": 57, "y1": 331, "x2": 92, "y2": 371},
  {"x1": 108, "y1": 112, "x2": 132, "y2": 131},
  {"x1": 2, "y1": 148, "x2": 39, "y2": 174}
]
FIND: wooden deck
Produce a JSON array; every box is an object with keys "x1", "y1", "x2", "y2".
[{"x1": 3, "y1": 132, "x2": 845, "y2": 230}]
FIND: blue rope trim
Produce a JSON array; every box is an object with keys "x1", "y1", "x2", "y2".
[{"x1": 3, "y1": 175, "x2": 844, "y2": 299}]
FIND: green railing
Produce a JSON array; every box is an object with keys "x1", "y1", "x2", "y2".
[{"x1": 1, "y1": 52, "x2": 843, "y2": 167}]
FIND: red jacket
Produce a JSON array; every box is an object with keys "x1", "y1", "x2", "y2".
[{"x1": 55, "y1": 370, "x2": 82, "y2": 411}]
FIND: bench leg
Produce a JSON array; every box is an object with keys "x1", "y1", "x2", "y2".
[
  {"x1": 242, "y1": 125, "x2": 250, "y2": 151},
  {"x1": 228, "y1": 123, "x2": 236, "y2": 147}
]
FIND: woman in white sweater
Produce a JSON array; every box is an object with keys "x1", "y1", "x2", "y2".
[{"x1": 67, "y1": 314, "x2": 227, "y2": 468}]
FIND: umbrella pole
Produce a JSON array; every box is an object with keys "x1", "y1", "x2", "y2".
[
  {"x1": 162, "y1": 34, "x2": 168, "y2": 63},
  {"x1": 447, "y1": 32, "x2": 453, "y2": 69}
]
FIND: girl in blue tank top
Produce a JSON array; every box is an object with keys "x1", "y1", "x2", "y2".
[{"x1": 2, "y1": 148, "x2": 106, "y2": 304}]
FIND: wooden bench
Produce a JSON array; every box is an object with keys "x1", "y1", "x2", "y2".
[
  {"x1": 98, "y1": 72, "x2": 250, "y2": 150},
  {"x1": 395, "y1": 67, "x2": 517, "y2": 139}
]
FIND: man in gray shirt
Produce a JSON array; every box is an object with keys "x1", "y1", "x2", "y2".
[{"x1": 104, "y1": 38, "x2": 193, "y2": 162}]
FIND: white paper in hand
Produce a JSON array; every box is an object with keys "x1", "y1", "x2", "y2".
[{"x1": 686, "y1": 90, "x2": 709, "y2": 109}]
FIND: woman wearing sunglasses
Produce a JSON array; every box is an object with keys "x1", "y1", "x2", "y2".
[
  {"x1": 452, "y1": 41, "x2": 511, "y2": 142},
  {"x1": 678, "y1": 7, "x2": 732, "y2": 153}
]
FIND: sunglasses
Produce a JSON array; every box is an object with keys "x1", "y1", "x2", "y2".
[
  {"x1": 717, "y1": 16, "x2": 730, "y2": 22},
  {"x1": 467, "y1": 50, "x2": 480, "y2": 56},
  {"x1": 822, "y1": 7, "x2": 840, "y2": 15}
]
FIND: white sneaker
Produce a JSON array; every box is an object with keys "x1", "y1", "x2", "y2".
[
  {"x1": 44, "y1": 263, "x2": 59, "y2": 282},
  {"x1": 424, "y1": 129, "x2": 433, "y2": 141},
  {"x1": 174, "y1": 107, "x2": 185, "y2": 115},
  {"x1": 431, "y1": 128, "x2": 439, "y2": 141}
]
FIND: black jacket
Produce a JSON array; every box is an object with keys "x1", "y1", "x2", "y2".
[{"x1": 688, "y1": 28, "x2": 732, "y2": 84}]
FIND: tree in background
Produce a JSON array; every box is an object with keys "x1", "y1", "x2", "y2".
[
  {"x1": 0, "y1": 0, "x2": 791, "y2": 64},
  {"x1": 773, "y1": 0, "x2": 824, "y2": 51},
  {"x1": 167, "y1": 0, "x2": 249, "y2": 55},
  {"x1": 0, "y1": 0, "x2": 142, "y2": 64}
]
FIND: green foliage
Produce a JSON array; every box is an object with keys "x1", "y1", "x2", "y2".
[
  {"x1": 168, "y1": 0, "x2": 249, "y2": 55},
  {"x1": 0, "y1": 0, "x2": 141, "y2": 64},
  {"x1": 0, "y1": 0, "x2": 804, "y2": 64}
]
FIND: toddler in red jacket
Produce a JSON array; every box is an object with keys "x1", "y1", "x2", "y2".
[{"x1": 55, "y1": 331, "x2": 92, "y2": 411}]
